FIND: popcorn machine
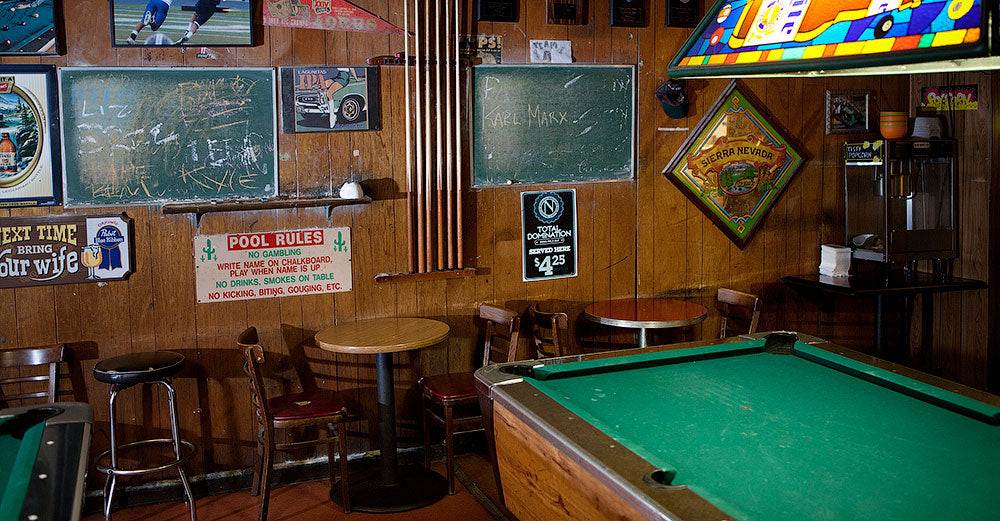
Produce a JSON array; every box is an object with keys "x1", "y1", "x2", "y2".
[{"x1": 843, "y1": 139, "x2": 957, "y2": 271}]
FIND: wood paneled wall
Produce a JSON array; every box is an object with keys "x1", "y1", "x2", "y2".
[{"x1": 0, "y1": 0, "x2": 993, "y2": 485}]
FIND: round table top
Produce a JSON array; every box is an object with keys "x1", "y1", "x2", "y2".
[
  {"x1": 314, "y1": 317, "x2": 450, "y2": 355},
  {"x1": 584, "y1": 297, "x2": 708, "y2": 329}
]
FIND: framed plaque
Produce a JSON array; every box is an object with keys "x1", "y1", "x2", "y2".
[
  {"x1": 610, "y1": 0, "x2": 646, "y2": 27},
  {"x1": 665, "y1": 0, "x2": 698, "y2": 28},
  {"x1": 547, "y1": 0, "x2": 587, "y2": 25},
  {"x1": 478, "y1": 0, "x2": 518, "y2": 22}
]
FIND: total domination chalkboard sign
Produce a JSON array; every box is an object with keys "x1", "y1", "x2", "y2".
[{"x1": 522, "y1": 189, "x2": 577, "y2": 281}]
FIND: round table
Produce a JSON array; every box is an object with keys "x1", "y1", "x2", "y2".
[
  {"x1": 584, "y1": 297, "x2": 708, "y2": 348},
  {"x1": 315, "y1": 317, "x2": 449, "y2": 513}
]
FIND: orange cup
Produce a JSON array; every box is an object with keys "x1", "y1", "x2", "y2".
[{"x1": 880, "y1": 111, "x2": 908, "y2": 140}]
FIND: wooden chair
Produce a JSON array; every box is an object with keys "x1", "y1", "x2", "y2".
[
  {"x1": 0, "y1": 344, "x2": 65, "y2": 406},
  {"x1": 238, "y1": 327, "x2": 351, "y2": 520},
  {"x1": 717, "y1": 288, "x2": 761, "y2": 338},
  {"x1": 418, "y1": 304, "x2": 520, "y2": 494},
  {"x1": 527, "y1": 301, "x2": 569, "y2": 358}
]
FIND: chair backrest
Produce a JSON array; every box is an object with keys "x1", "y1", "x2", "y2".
[
  {"x1": 527, "y1": 302, "x2": 569, "y2": 358},
  {"x1": 717, "y1": 288, "x2": 761, "y2": 338},
  {"x1": 0, "y1": 344, "x2": 65, "y2": 405},
  {"x1": 479, "y1": 304, "x2": 521, "y2": 367},
  {"x1": 237, "y1": 327, "x2": 272, "y2": 434}
]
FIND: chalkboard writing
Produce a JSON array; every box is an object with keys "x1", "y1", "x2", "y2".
[
  {"x1": 472, "y1": 65, "x2": 634, "y2": 186},
  {"x1": 59, "y1": 68, "x2": 277, "y2": 205}
]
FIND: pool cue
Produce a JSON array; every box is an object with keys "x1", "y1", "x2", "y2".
[
  {"x1": 413, "y1": 0, "x2": 425, "y2": 272},
  {"x1": 434, "y1": 0, "x2": 445, "y2": 270},
  {"x1": 403, "y1": 0, "x2": 414, "y2": 273},
  {"x1": 443, "y1": 0, "x2": 454, "y2": 269},
  {"x1": 423, "y1": 0, "x2": 433, "y2": 269},
  {"x1": 454, "y1": 0, "x2": 464, "y2": 268}
]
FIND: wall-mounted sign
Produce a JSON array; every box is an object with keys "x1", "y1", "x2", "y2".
[
  {"x1": 280, "y1": 66, "x2": 381, "y2": 133},
  {"x1": 921, "y1": 85, "x2": 979, "y2": 111},
  {"x1": 529, "y1": 40, "x2": 572, "y2": 63},
  {"x1": 0, "y1": 65, "x2": 60, "y2": 208},
  {"x1": 0, "y1": 214, "x2": 134, "y2": 289},
  {"x1": 195, "y1": 227, "x2": 353, "y2": 303},
  {"x1": 844, "y1": 141, "x2": 885, "y2": 166},
  {"x1": 264, "y1": 0, "x2": 404, "y2": 34},
  {"x1": 610, "y1": 0, "x2": 647, "y2": 27},
  {"x1": 478, "y1": 0, "x2": 518, "y2": 22},
  {"x1": 663, "y1": 81, "x2": 804, "y2": 249},
  {"x1": 460, "y1": 34, "x2": 503, "y2": 64},
  {"x1": 522, "y1": 190, "x2": 577, "y2": 282},
  {"x1": 547, "y1": 0, "x2": 586, "y2": 25}
]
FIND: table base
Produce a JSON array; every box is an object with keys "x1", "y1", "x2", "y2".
[{"x1": 331, "y1": 464, "x2": 447, "y2": 513}]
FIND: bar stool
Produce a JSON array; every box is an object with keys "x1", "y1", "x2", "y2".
[{"x1": 93, "y1": 351, "x2": 197, "y2": 521}]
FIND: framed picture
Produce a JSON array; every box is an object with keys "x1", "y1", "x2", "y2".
[
  {"x1": 0, "y1": 0, "x2": 59, "y2": 55},
  {"x1": 279, "y1": 66, "x2": 381, "y2": 133},
  {"x1": 662, "y1": 80, "x2": 804, "y2": 249},
  {"x1": 0, "y1": 65, "x2": 60, "y2": 208},
  {"x1": 109, "y1": 0, "x2": 253, "y2": 47},
  {"x1": 826, "y1": 90, "x2": 871, "y2": 134}
]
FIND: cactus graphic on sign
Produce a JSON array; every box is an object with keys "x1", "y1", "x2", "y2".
[
  {"x1": 333, "y1": 231, "x2": 347, "y2": 252},
  {"x1": 201, "y1": 239, "x2": 217, "y2": 262}
]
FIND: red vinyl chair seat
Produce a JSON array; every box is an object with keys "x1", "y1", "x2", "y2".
[
  {"x1": 269, "y1": 390, "x2": 347, "y2": 421},
  {"x1": 419, "y1": 372, "x2": 476, "y2": 401}
]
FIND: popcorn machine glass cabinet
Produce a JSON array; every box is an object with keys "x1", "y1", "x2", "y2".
[{"x1": 843, "y1": 140, "x2": 956, "y2": 264}]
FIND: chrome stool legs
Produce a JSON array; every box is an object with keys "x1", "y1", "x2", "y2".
[{"x1": 97, "y1": 378, "x2": 197, "y2": 521}]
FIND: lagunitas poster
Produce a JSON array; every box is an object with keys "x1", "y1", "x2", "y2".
[
  {"x1": 195, "y1": 227, "x2": 352, "y2": 303},
  {"x1": 279, "y1": 66, "x2": 380, "y2": 133},
  {"x1": 263, "y1": 0, "x2": 404, "y2": 34},
  {"x1": 0, "y1": 214, "x2": 134, "y2": 289}
]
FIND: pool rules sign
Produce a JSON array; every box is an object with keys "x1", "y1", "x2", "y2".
[
  {"x1": 522, "y1": 189, "x2": 577, "y2": 281},
  {"x1": 195, "y1": 227, "x2": 352, "y2": 303}
]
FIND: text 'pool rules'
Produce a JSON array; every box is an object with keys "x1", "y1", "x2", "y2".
[{"x1": 522, "y1": 189, "x2": 577, "y2": 281}]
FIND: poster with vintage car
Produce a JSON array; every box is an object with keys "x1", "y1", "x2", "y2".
[
  {"x1": 662, "y1": 80, "x2": 804, "y2": 249},
  {"x1": 0, "y1": 65, "x2": 60, "y2": 207},
  {"x1": 279, "y1": 66, "x2": 380, "y2": 133}
]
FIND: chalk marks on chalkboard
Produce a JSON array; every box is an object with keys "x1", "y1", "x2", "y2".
[
  {"x1": 59, "y1": 68, "x2": 277, "y2": 206},
  {"x1": 473, "y1": 65, "x2": 635, "y2": 187}
]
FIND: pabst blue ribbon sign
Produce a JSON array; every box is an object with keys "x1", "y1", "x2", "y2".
[{"x1": 0, "y1": 214, "x2": 134, "y2": 288}]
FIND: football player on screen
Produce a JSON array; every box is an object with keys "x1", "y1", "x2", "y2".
[
  {"x1": 126, "y1": 0, "x2": 174, "y2": 44},
  {"x1": 176, "y1": 0, "x2": 222, "y2": 45}
]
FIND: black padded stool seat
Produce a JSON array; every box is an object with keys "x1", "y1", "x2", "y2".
[{"x1": 94, "y1": 351, "x2": 185, "y2": 385}]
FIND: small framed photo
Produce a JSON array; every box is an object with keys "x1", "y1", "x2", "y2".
[
  {"x1": 0, "y1": 65, "x2": 61, "y2": 207},
  {"x1": 109, "y1": 0, "x2": 253, "y2": 47},
  {"x1": 826, "y1": 90, "x2": 871, "y2": 134},
  {"x1": 0, "y1": 1, "x2": 59, "y2": 55}
]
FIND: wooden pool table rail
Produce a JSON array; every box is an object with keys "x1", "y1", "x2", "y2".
[{"x1": 475, "y1": 332, "x2": 1000, "y2": 521}]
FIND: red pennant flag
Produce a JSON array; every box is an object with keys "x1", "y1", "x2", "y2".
[{"x1": 263, "y1": 0, "x2": 405, "y2": 34}]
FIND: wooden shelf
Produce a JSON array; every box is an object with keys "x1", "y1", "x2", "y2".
[
  {"x1": 375, "y1": 268, "x2": 476, "y2": 283},
  {"x1": 162, "y1": 196, "x2": 372, "y2": 225}
]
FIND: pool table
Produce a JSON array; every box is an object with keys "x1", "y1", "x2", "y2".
[
  {"x1": 0, "y1": 403, "x2": 93, "y2": 521},
  {"x1": 474, "y1": 332, "x2": 1000, "y2": 521}
]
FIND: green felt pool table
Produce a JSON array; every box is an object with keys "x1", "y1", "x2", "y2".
[
  {"x1": 0, "y1": 403, "x2": 92, "y2": 521},
  {"x1": 474, "y1": 332, "x2": 1000, "y2": 521}
]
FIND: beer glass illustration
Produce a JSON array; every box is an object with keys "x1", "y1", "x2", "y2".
[{"x1": 82, "y1": 245, "x2": 103, "y2": 279}]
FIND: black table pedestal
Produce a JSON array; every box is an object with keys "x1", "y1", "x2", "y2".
[{"x1": 331, "y1": 352, "x2": 447, "y2": 513}]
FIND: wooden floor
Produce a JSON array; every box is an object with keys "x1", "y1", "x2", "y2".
[{"x1": 83, "y1": 457, "x2": 506, "y2": 521}]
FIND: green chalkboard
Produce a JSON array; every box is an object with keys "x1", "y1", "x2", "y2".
[
  {"x1": 472, "y1": 65, "x2": 634, "y2": 186},
  {"x1": 59, "y1": 68, "x2": 277, "y2": 205}
]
